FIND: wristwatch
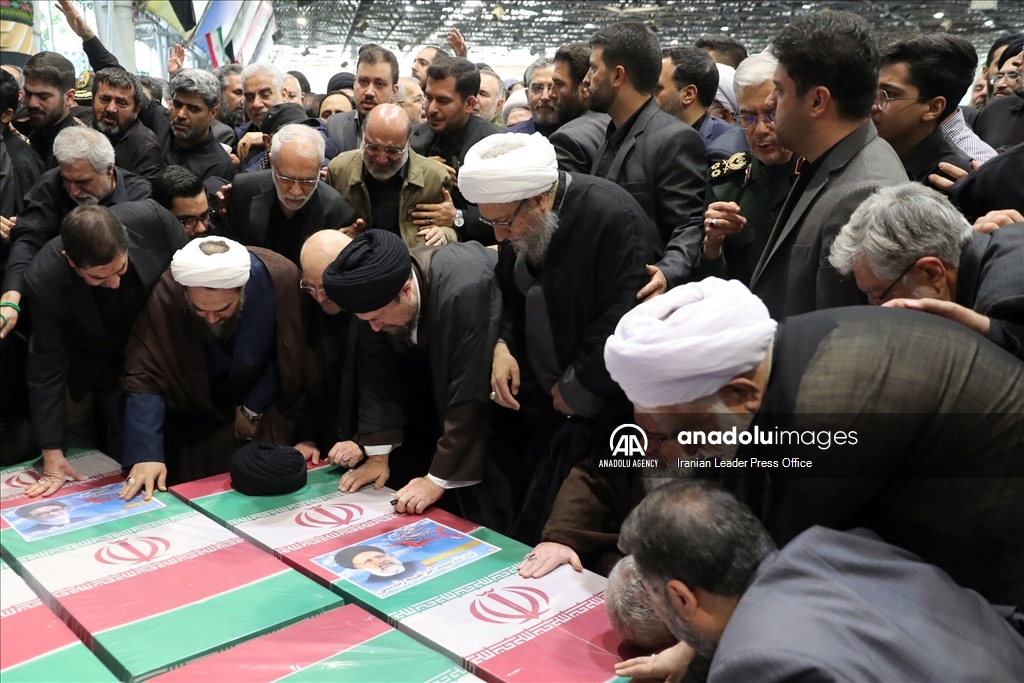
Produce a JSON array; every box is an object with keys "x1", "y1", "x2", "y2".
[
  {"x1": 240, "y1": 405, "x2": 262, "y2": 424},
  {"x1": 454, "y1": 209, "x2": 464, "y2": 227}
]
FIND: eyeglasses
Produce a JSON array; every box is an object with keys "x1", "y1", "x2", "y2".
[
  {"x1": 176, "y1": 210, "x2": 215, "y2": 230},
  {"x1": 873, "y1": 261, "x2": 916, "y2": 305},
  {"x1": 989, "y1": 72, "x2": 1021, "y2": 86},
  {"x1": 273, "y1": 169, "x2": 319, "y2": 188},
  {"x1": 299, "y1": 278, "x2": 326, "y2": 297},
  {"x1": 480, "y1": 199, "x2": 526, "y2": 228},
  {"x1": 874, "y1": 89, "x2": 925, "y2": 111},
  {"x1": 737, "y1": 111, "x2": 775, "y2": 129},
  {"x1": 363, "y1": 140, "x2": 408, "y2": 158},
  {"x1": 529, "y1": 83, "x2": 554, "y2": 95}
]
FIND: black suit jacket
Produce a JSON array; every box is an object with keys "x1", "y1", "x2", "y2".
[
  {"x1": 325, "y1": 110, "x2": 361, "y2": 153},
  {"x1": 591, "y1": 98, "x2": 709, "y2": 288},
  {"x1": 24, "y1": 199, "x2": 187, "y2": 448},
  {"x1": 410, "y1": 115, "x2": 500, "y2": 244},
  {"x1": 222, "y1": 170, "x2": 357, "y2": 264},
  {"x1": 549, "y1": 111, "x2": 610, "y2": 174},
  {"x1": 958, "y1": 224, "x2": 1024, "y2": 359},
  {"x1": 750, "y1": 121, "x2": 907, "y2": 319}
]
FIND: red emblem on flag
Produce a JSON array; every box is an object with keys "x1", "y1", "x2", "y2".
[
  {"x1": 469, "y1": 586, "x2": 551, "y2": 624},
  {"x1": 294, "y1": 503, "x2": 364, "y2": 528},
  {"x1": 4, "y1": 472, "x2": 40, "y2": 489},
  {"x1": 94, "y1": 537, "x2": 171, "y2": 565}
]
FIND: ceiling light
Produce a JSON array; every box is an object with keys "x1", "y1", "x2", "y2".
[
  {"x1": 984, "y1": 19, "x2": 995, "y2": 27},
  {"x1": 933, "y1": 12, "x2": 944, "y2": 18},
  {"x1": 584, "y1": 23, "x2": 597, "y2": 29},
  {"x1": 720, "y1": 26, "x2": 730, "y2": 31},
  {"x1": 296, "y1": 16, "x2": 307, "y2": 27},
  {"x1": 405, "y1": 4, "x2": 415, "y2": 11}
]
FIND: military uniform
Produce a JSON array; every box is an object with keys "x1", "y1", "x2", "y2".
[{"x1": 693, "y1": 151, "x2": 802, "y2": 286}]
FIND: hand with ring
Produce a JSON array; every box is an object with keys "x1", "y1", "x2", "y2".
[
  {"x1": 702, "y1": 201, "x2": 747, "y2": 260},
  {"x1": 517, "y1": 541, "x2": 582, "y2": 578},
  {"x1": 416, "y1": 225, "x2": 450, "y2": 246}
]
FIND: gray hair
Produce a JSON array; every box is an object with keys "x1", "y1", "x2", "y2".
[
  {"x1": 524, "y1": 58, "x2": 555, "y2": 87},
  {"x1": 271, "y1": 123, "x2": 325, "y2": 161},
  {"x1": 214, "y1": 63, "x2": 243, "y2": 92},
  {"x1": 171, "y1": 68, "x2": 221, "y2": 109},
  {"x1": 606, "y1": 556, "x2": 675, "y2": 650},
  {"x1": 733, "y1": 51, "x2": 778, "y2": 100},
  {"x1": 479, "y1": 66, "x2": 508, "y2": 100},
  {"x1": 829, "y1": 182, "x2": 974, "y2": 280},
  {"x1": 53, "y1": 126, "x2": 115, "y2": 173},
  {"x1": 241, "y1": 62, "x2": 285, "y2": 94}
]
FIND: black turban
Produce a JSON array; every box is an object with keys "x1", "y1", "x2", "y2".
[
  {"x1": 15, "y1": 499, "x2": 68, "y2": 519},
  {"x1": 327, "y1": 71, "x2": 355, "y2": 92},
  {"x1": 997, "y1": 37, "x2": 1024, "y2": 69},
  {"x1": 334, "y1": 545, "x2": 385, "y2": 569},
  {"x1": 321, "y1": 230, "x2": 411, "y2": 313},
  {"x1": 231, "y1": 442, "x2": 307, "y2": 496}
]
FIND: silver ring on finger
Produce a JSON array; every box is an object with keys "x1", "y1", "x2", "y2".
[
  {"x1": 429, "y1": 218, "x2": 434, "y2": 224},
  {"x1": 709, "y1": 218, "x2": 718, "y2": 229},
  {"x1": 126, "y1": 476, "x2": 136, "y2": 485}
]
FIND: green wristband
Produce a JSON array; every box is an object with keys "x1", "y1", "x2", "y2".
[{"x1": 0, "y1": 301, "x2": 20, "y2": 313}]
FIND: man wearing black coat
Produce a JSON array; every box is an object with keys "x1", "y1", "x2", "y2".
[
  {"x1": 221, "y1": 124, "x2": 357, "y2": 267},
  {"x1": 410, "y1": 56, "x2": 500, "y2": 245},
  {"x1": 586, "y1": 23, "x2": 709, "y2": 301},
  {"x1": 22, "y1": 200, "x2": 186, "y2": 498}
]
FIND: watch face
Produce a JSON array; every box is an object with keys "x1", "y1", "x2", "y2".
[{"x1": 454, "y1": 210, "x2": 464, "y2": 227}]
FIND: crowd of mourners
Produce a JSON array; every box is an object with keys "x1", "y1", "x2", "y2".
[{"x1": 1, "y1": 1, "x2": 1022, "y2": 679}]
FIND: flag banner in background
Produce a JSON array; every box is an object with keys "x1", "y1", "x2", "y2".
[
  {"x1": 172, "y1": 466, "x2": 627, "y2": 683},
  {"x1": 0, "y1": 559, "x2": 116, "y2": 683},
  {"x1": 204, "y1": 28, "x2": 228, "y2": 68}
]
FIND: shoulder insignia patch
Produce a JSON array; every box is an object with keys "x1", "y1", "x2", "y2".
[{"x1": 710, "y1": 151, "x2": 750, "y2": 180}]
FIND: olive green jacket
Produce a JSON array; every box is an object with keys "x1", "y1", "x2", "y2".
[{"x1": 326, "y1": 148, "x2": 457, "y2": 248}]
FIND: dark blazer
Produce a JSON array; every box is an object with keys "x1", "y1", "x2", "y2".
[
  {"x1": 710, "y1": 526, "x2": 1024, "y2": 683},
  {"x1": 750, "y1": 121, "x2": 907, "y2": 319},
  {"x1": 549, "y1": 111, "x2": 610, "y2": 174},
  {"x1": 410, "y1": 115, "x2": 501, "y2": 244},
  {"x1": 950, "y1": 140, "x2": 1024, "y2": 221},
  {"x1": 325, "y1": 110, "x2": 361, "y2": 153},
  {"x1": 974, "y1": 93, "x2": 1024, "y2": 152},
  {"x1": 591, "y1": 98, "x2": 709, "y2": 288},
  {"x1": 24, "y1": 199, "x2": 187, "y2": 447},
  {"x1": 698, "y1": 114, "x2": 734, "y2": 146},
  {"x1": 958, "y1": 224, "x2": 1024, "y2": 358},
  {"x1": 222, "y1": 170, "x2": 357, "y2": 263}
]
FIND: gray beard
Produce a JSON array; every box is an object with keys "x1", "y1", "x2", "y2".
[
  {"x1": 94, "y1": 116, "x2": 134, "y2": 137},
  {"x1": 511, "y1": 209, "x2": 559, "y2": 267},
  {"x1": 363, "y1": 148, "x2": 409, "y2": 181},
  {"x1": 663, "y1": 603, "x2": 718, "y2": 659},
  {"x1": 220, "y1": 105, "x2": 245, "y2": 128}
]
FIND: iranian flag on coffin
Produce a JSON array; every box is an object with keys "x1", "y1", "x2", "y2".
[
  {"x1": 1, "y1": 448, "x2": 122, "y2": 502},
  {"x1": 172, "y1": 466, "x2": 626, "y2": 683},
  {"x1": 152, "y1": 603, "x2": 481, "y2": 683},
  {"x1": 0, "y1": 559, "x2": 115, "y2": 682},
  {"x1": 0, "y1": 486, "x2": 341, "y2": 682}
]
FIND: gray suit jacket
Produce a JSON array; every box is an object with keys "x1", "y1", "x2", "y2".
[
  {"x1": 750, "y1": 121, "x2": 907, "y2": 319},
  {"x1": 710, "y1": 526, "x2": 1024, "y2": 683},
  {"x1": 591, "y1": 98, "x2": 708, "y2": 288},
  {"x1": 325, "y1": 110, "x2": 361, "y2": 153},
  {"x1": 549, "y1": 111, "x2": 610, "y2": 174}
]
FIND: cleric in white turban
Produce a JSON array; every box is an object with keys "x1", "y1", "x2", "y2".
[
  {"x1": 461, "y1": 131, "x2": 663, "y2": 546},
  {"x1": 118, "y1": 238, "x2": 318, "y2": 501}
]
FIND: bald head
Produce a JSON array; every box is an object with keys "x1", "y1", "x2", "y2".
[
  {"x1": 363, "y1": 103, "x2": 412, "y2": 181},
  {"x1": 300, "y1": 230, "x2": 353, "y2": 315}
]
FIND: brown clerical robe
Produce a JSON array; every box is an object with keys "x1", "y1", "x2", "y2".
[{"x1": 121, "y1": 247, "x2": 320, "y2": 483}]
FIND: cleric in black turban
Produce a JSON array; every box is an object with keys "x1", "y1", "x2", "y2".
[{"x1": 321, "y1": 230, "x2": 412, "y2": 314}]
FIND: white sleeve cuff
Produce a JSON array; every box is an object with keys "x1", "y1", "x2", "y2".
[
  {"x1": 363, "y1": 444, "x2": 394, "y2": 456},
  {"x1": 426, "y1": 474, "x2": 481, "y2": 490}
]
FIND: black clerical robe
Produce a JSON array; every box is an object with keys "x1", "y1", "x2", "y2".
[{"x1": 356, "y1": 243, "x2": 501, "y2": 484}]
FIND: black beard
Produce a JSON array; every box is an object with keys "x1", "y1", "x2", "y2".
[
  {"x1": 219, "y1": 105, "x2": 244, "y2": 128},
  {"x1": 186, "y1": 292, "x2": 245, "y2": 342},
  {"x1": 94, "y1": 115, "x2": 134, "y2": 137}
]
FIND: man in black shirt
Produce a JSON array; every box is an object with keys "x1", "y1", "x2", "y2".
[
  {"x1": 20, "y1": 51, "x2": 80, "y2": 169},
  {"x1": 166, "y1": 69, "x2": 236, "y2": 182},
  {"x1": 222, "y1": 124, "x2": 357, "y2": 266},
  {"x1": 90, "y1": 68, "x2": 162, "y2": 179},
  {"x1": 871, "y1": 34, "x2": 974, "y2": 183},
  {"x1": 410, "y1": 56, "x2": 500, "y2": 244},
  {"x1": 152, "y1": 165, "x2": 220, "y2": 238},
  {"x1": 1, "y1": 126, "x2": 151, "y2": 339},
  {"x1": 22, "y1": 202, "x2": 186, "y2": 497}
]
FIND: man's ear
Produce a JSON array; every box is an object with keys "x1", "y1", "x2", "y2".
[
  {"x1": 262, "y1": 133, "x2": 272, "y2": 150},
  {"x1": 719, "y1": 377, "x2": 764, "y2": 414},
  {"x1": 913, "y1": 256, "x2": 948, "y2": 288},
  {"x1": 611, "y1": 65, "x2": 627, "y2": 89},
  {"x1": 464, "y1": 94, "x2": 478, "y2": 113},
  {"x1": 807, "y1": 85, "x2": 832, "y2": 119},
  {"x1": 61, "y1": 250, "x2": 77, "y2": 269},
  {"x1": 391, "y1": 84, "x2": 399, "y2": 103},
  {"x1": 64, "y1": 88, "x2": 76, "y2": 109},
  {"x1": 680, "y1": 84, "x2": 699, "y2": 109},
  {"x1": 666, "y1": 579, "x2": 699, "y2": 621},
  {"x1": 922, "y1": 96, "x2": 946, "y2": 122},
  {"x1": 210, "y1": 104, "x2": 219, "y2": 121},
  {"x1": 1, "y1": 107, "x2": 13, "y2": 125}
]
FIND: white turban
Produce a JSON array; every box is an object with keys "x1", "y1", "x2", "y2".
[
  {"x1": 604, "y1": 278, "x2": 777, "y2": 408},
  {"x1": 501, "y1": 88, "x2": 529, "y2": 126},
  {"x1": 459, "y1": 133, "x2": 559, "y2": 205},
  {"x1": 715, "y1": 63, "x2": 738, "y2": 114},
  {"x1": 171, "y1": 236, "x2": 251, "y2": 289}
]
